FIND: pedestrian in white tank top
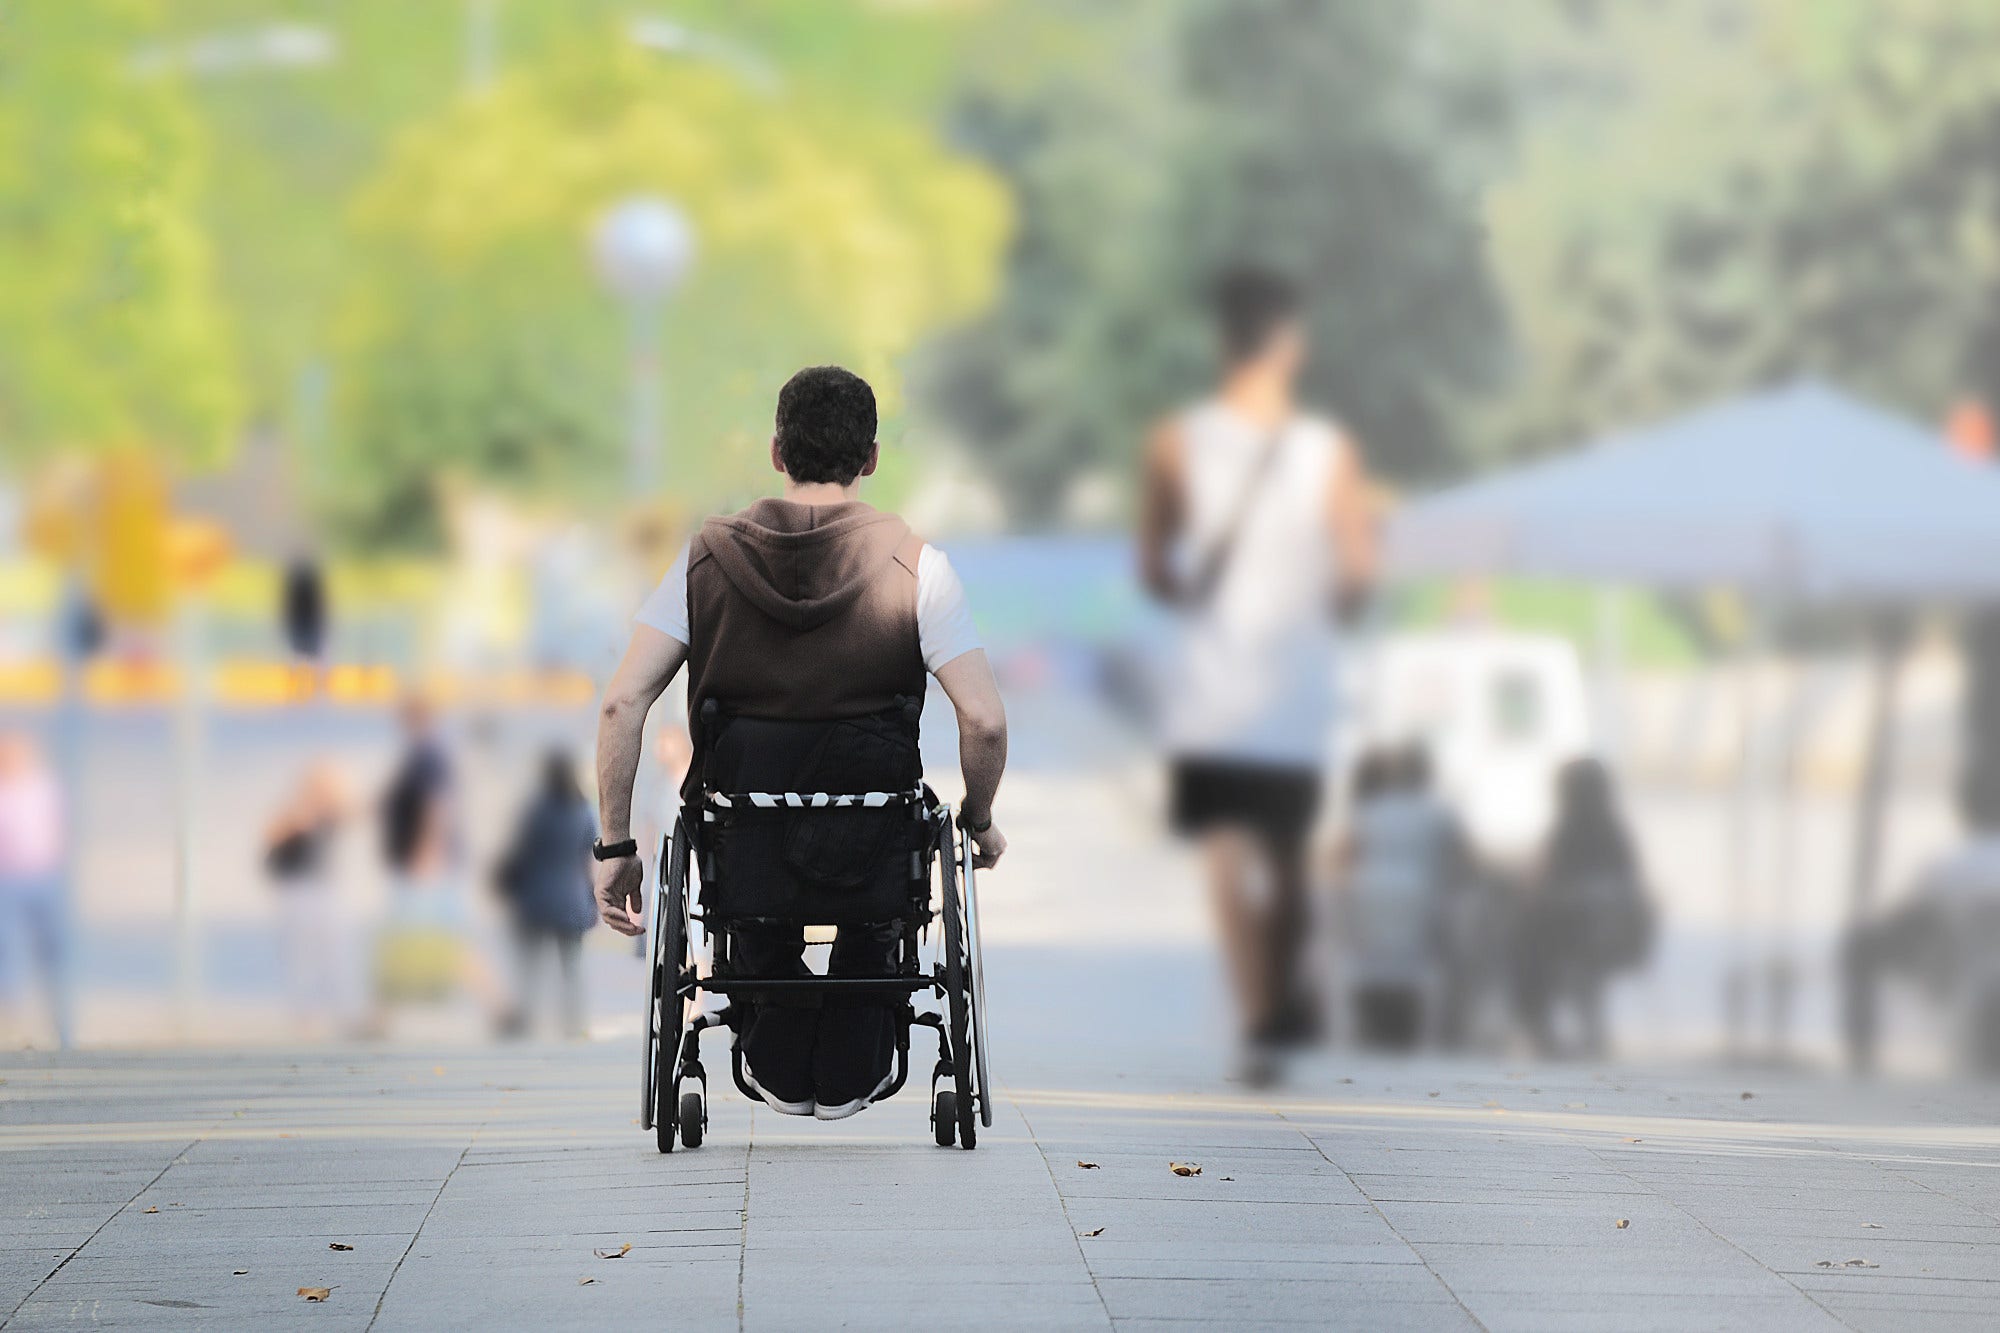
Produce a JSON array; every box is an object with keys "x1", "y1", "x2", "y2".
[{"x1": 1139, "y1": 267, "x2": 1377, "y2": 1083}]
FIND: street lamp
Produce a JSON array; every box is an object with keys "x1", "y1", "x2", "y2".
[{"x1": 591, "y1": 197, "x2": 696, "y2": 496}]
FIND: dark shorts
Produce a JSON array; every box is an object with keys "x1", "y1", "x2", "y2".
[{"x1": 1168, "y1": 756, "x2": 1323, "y2": 849}]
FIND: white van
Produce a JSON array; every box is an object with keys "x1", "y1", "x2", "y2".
[{"x1": 1348, "y1": 628, "x2": 1594, "y2": 866}]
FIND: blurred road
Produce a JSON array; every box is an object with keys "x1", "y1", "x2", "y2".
[{"x1": 7, "y1": 1045, "x2": 2000, "y2": 1329}]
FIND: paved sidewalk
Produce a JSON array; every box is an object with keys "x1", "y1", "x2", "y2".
[{"x1": 5, "y1": 1042, "x2": 2000, "y2": 1330}]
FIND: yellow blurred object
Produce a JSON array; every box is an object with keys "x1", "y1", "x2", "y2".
[
  {"x1": 373, "y1": 927, "x2": 464, "y2": 1004},
  {"x1": 93, "y1": 454, "x2": 172, "y2": 626},
  {"x1": 83, "y1": 659, "x2": 179, "y2": 705},
  {"x1": 167, "y1": 519, "x2": 233, "y2": 590},
  {"x1": 0, "y1": 661, "x2": 61, "y2": 705}
]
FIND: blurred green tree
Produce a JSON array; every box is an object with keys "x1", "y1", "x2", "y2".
[
  {"x1": 1470, "y1": 0, "x2": 2000, "y2": 457},
  {"x1": 0, "y1": 1, "x2": 241, "y2": 466},
  {"x1": 919, "y1": 0, "x2": 1511, "y2": 524},
  {"x1": 321, "y1": 39, "x2": 1006, "y2": 549}
]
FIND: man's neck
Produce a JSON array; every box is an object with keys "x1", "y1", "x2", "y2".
[
  {"x1": 1219, "y1": 368, "x2": 1294, "y2": 429},
  {"x1": 780, "y1": 478, "x2": 863, "y2": 505}
]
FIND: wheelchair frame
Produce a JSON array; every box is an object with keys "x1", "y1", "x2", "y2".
[{"x1": 641, "y1": 790, "x2": 991, "y2": 1152}]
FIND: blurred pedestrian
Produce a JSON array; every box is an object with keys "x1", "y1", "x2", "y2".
[
  {"x1": 1334, "y1": 745, "x2": 1477, "y2": 1050},
  {"x1": 262, "y1": 759, "x2": 351, "y2": 1036},
  {"x1": 494, "y1": 749, "x2": 598, "y2": 1039},
  {"x1": 1139, "y1": 267, "x2": 1376, "y2": 1080},
  {"x1": 0, "y1": 734, "x2": 70, "y2": 1049},
  {"x1": 368, "y1": 698, "x2": 503, "y2": 1033},
  {"x1": 1844, "y1": 770, "x2": 2000, "y2": 1076},
  {"x1": 1513, "y1": 758, "x2": 1651, "y2": 1059}
]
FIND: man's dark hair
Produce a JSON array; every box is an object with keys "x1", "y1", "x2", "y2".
[
  {"x1": 1211, "y1": 266, "x2": 1303, "y2": 365},
  {"x1": 774, "y1": 365, "x2": 878, "y2": 484}
]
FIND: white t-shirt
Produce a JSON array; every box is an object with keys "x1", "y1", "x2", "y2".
[{"x1": 635, "y1": 541, "x2": 983, "y2": 675}]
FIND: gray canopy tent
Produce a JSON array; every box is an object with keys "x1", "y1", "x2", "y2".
[{"x1": 1385, "y1": 380, "x2": 2000, "y2": 1058}]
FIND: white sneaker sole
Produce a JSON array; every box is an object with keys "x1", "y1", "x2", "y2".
[
  {"x1": 813, "y1": 1068, "x2": 898, "y2": 1121},
  {"x1": 741, "y1": 1065, "x2": 814, "y2": 1117}
]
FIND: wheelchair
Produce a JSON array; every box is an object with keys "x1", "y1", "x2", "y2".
[{"x1": 642, "y1": 699, "x2": 991, "y2": 1151}]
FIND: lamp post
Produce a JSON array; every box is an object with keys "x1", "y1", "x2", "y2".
[{"x1": 591, "y1": 198, "x2": 696, "y2": 497}]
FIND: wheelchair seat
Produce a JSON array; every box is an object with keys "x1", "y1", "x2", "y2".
[{"x1": 693, "y1": 701, "x2": 931, "y2": 926}]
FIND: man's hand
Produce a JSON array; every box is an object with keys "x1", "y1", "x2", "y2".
[
  {"x1": 594, "y1": 856, "x2": 645, "y2": 937},
  {"x1": 967, "y1": 821, "x2": 1006, "y2": 871}
]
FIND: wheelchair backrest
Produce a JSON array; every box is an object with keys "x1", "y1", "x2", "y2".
[{"x1": 692, "y1": 700, "x2": 933, "y2": 925}]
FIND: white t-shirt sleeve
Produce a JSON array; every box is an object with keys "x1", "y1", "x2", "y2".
[
  {"x1": 916, "y1": 545, "x2": 982, "y2": 673},
  {"x1": 630, "y1": 538, "x2": 980, "y2": 672},
  {"x1": 633, "y1": 541, "x2": 691, "y2": 644}
]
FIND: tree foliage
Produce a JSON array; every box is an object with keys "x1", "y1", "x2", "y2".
[
  {"x1": 920, "y1": 0, "x2": 1511, "y2": 523},
  {"x1": 0, "y1": 1, "x2": 240, "y2": 465},
  {"x1": 1469, "y1": 0, "x2": 2000, "y2": 457},
  {"x1": 324, "y1": 39, "x2": 1007, "y2": 548}
]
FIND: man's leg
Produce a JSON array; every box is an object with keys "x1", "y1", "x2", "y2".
[
  {"x1": 1264, "y1": 830, "x2": 1320, "y2": 1043},
  {"x1": 733, "y1": 924, "x2": 816, "y2": 1113},
  {"x1": 1203, "y1": 827, "x2": 1274, "y2": 1040},
  {"x1": 813, "y1": 923, "x2": 900, "y2": 1117}
]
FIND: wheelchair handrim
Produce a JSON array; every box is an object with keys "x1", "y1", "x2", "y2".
[{"x1": 961, "y1": 826, "x2": 994, "y2": 1129}]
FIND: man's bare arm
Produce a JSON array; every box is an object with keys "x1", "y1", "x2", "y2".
[
  {"x1": 1327, "y1": 431, "x2": 1378, "y2": 619},
  {"x1": 934, "y1": 648, "x2": 1008, "y2": 868},
  {"x1": 1138, "y1": 417, "x2": 1186, "y2": 604},
  {"x1": 592, "y1": 625, "x2": 687, "y2": 934}
]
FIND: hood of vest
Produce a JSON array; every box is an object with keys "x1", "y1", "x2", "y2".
[{"x1": 695, "y1": 498, "x2": 913, "y2": 633}]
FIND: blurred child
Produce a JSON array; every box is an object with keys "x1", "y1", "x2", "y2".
[
  {"x1": 1335, "y1": 743, "x2": 1474, "y2": 1049},
  {"x1": 0, "y1": 734, "x2": 70, "y2": 1049},
  {"x1": 1514, "y1": 758, "x2": 1651, "y2": 1059},
  {"x1": 494, "y1": 749, "x2": 598, "y2": 1039},
  {"x1": 263, "y1": 759, "x2": 350, "y2": 1036}
]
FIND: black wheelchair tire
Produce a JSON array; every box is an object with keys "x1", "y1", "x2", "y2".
[
  {"x1": 679, "y1": 1091, "x2": 705, "y2": 1150},
  {"x1": 938, "y1": 822, "x2": 978, "y2": 1151},
  {"x1": 933, "y1": 1090, "x2": 957, "y2": 1147},
  {"x1": 653, "y1": 824, "x2": 690, "y2": 1155}
]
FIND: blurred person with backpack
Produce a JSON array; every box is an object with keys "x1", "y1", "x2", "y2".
[{"x1": 494, "y1": 749, "x2": 598, "y2": 1039}]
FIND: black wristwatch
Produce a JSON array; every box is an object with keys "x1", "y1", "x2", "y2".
[
  {"x1": 957, "y1": 811, "x2": 993, "y2": 835},
  {"x1": 592, "y1": 837, "x2": 639, "y2": 862}
]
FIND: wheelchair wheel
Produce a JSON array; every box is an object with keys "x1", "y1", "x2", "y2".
[
  {"x1": 679, "y1": 1090, "x2": 705, "y2": 1150},
  {"x1": 938, "y1": 820, "x2": 978, "y2": 1150},
  {"x1": 933, "y1": 1089, "x2": 957, "y2": 1147},
  {"x1": 647, "y1": 822, "x2": 691, "y2": 1154}
]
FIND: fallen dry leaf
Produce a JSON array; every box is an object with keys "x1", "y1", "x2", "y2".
[
  {"x1": 1076, "y1": 1161, "x2": 1100, "y2": 1169},
  {"x1": 1622, "y1": 1137, "x2": 1644, "y2": 1144},
  {"x1": 578, "y1": 1277, "x2": 596, "y2": 1286},
  {"x1": 298, "y1": 1288, "x2": 332, "y2": 1302},
  {"x1": 1615, "y1": 1219, "x2": 1630, "y2": 1229},
  {"x1": 592, "y1": 1243, "x2": 633, "y2": 1260},
  {"x1": 143, "y1": 1207, "x2": 159, "y2": 1214},
  {"x1": 1844, "y1": 1258, "x2": 1878, "y2": 1268},
  {"x1": 1219, "y1": 1176, "x2": 1235, "y2": 1182},
  {"x1": 1169, "y1": 1162, "x2": 1202, "y2": 1177},
  {"x1": 232, "y1": 1270, "x2": 248, "y2": 1277},
  {"x1": 1080, "y1": 1227, "x2": 1105, "y2": 1238},
  {"x1": 328, "y1": 1243, "x2": 353, "y2": 1252}
]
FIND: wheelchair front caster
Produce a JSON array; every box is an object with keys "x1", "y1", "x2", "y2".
[
  {"x1": 933, "y1": 1090, "x2": 957, "y2": 1147},
  {"x1": 680, "y1": 1091, "x2": 706, "y2": 1150}
]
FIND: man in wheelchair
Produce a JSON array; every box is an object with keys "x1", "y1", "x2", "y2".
[{"x1": 592, "y1": 365, "x2": 1008, "y2": 1126}]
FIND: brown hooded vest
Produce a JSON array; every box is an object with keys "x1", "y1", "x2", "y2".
[{"x1": 684, "y1": 498, "x2": 926, "y2": 729}]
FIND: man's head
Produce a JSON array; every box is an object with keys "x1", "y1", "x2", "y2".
[
  {"x1": 1212, "y1": 266, "x2": 1307, "y2": 379},
  {"x1": 771, "y1": 365, "x2": 879, "y2": 487}
]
